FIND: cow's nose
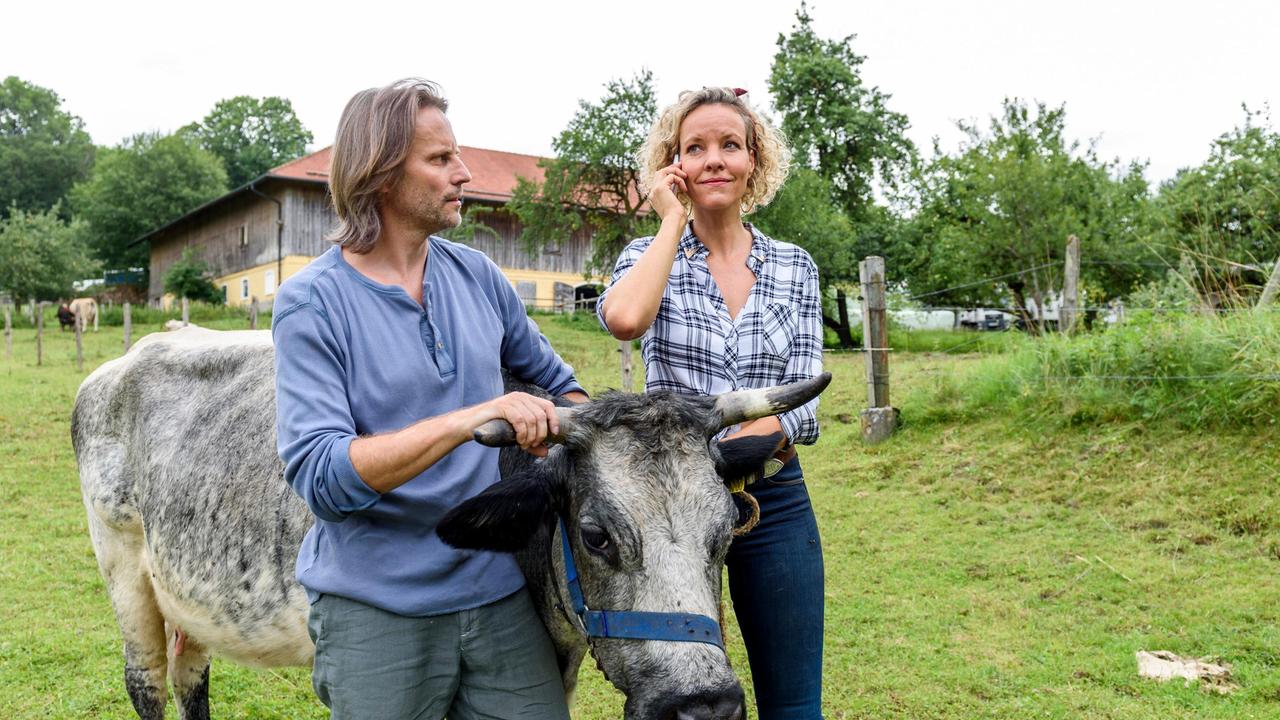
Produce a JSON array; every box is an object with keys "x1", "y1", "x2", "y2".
[{"x1": 671, "y1": 692, "x2": 745, "y2": 720}]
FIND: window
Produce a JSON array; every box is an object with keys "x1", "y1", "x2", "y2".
[
  {"x1": 220, "y1": 285, "x2": 228, "y2": 303},
  {"x1": 263, "y1": 270, "x2": 276, "y2": 296},
  {"x1": 240, "y1": 278, "x2": 249, "y2": 300},
  {"x1": 238, "y1": 225, "x2": 248, "y2": 247}
]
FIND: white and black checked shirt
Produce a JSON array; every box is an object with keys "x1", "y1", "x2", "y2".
[{"x1": 598, "y1": 222, "x2": 823, "y2": 445}]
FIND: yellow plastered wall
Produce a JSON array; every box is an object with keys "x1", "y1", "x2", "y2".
[
  {"x1": 502, "y1": 268, "x2": 605, "y2": 309},
  {"x1": 212, "y1": 256, "x2": 313, "y2": 308}
]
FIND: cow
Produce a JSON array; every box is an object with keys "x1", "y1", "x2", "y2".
[
  {"x1": 69, "y1": 296, "x2": 98, "y2": 333},
  {"x1": 57, "y1": 303, "x2": 77, "y2": 331},
  {"x1": 73, "y1": 325, "x2": 830, "y2": 720}
]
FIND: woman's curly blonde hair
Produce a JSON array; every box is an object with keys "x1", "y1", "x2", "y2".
[{"x1": 638, "y1": 87, "x2": 791, "y2": 215}]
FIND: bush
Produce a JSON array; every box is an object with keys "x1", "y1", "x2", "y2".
[
  {"x1": 163, "y1": 249, "x2": 223, "y2": 305},
  {"x1": 887, "y1": 326, "x2": 1028, "y2": 354},
  {"x1": 96, "y1": 302, "x2": 268, "y2": 327},
  {"x1": 3, "y1": 301, "x2": 267, "y2": 330},
  {"x1": 911, "y1": 311, "x2": 1280, "y2": 428}
]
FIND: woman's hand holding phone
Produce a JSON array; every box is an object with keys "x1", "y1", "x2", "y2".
[{"x1": 649, "y1": 155, "x2": 688, "y2": 223}]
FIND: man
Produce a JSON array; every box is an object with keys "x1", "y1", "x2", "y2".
[{"x1": 273, "y1": 78, "x2": 582, "y2": 719}]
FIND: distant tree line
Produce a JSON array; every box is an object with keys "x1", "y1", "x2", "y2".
[
  {"x1": 0, "y1": 78, "x2": 312, "y2": 306},
  {"x1": 509, "y1": 3, "x2": 1280, "y2": 345},
  {"x1": 5, "y1": 3, "x2": 1278, "y2": 337}
]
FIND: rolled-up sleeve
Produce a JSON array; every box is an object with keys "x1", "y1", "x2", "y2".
[
  {"x1": 491, "y1": 267, "x2": 586, "y2": 398},
  {"x1": 778, "y1": 261, "x2": 824, "y2": 445},
  {"x1": 596, "y1": 236, "x2": 653, "y2": 333},
  {"x1": 273, "y1": 303, "x2": 380, "y2": 522}
]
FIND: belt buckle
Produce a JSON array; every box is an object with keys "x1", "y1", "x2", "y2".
[{"x1": 762, "y1": 457, "x2": 785, "y2": 479}]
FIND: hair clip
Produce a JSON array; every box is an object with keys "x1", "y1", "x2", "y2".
[{"x1": 732, "y1": 88, "x2": 748, "y2": 97}]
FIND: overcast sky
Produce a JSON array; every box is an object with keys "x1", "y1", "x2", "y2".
[{"x1": 6, "y1": 1, "x2": 1277, "y2": 186}]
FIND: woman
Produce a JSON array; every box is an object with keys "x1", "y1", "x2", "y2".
[{"x1": 597, "y1": 87, "x2": 825, "y2": 719}]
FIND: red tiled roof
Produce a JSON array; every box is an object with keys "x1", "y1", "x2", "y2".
[
  {"x1": 269, "y1": 145, "x2": 548, "y2": 202},
  {"x1": 267, "y1": 150, "x2": 332, "y2": 183}
]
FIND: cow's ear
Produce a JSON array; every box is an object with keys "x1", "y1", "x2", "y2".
[
  {"x1": 712, "y1": 432, "x2": 785, "y2": 483},
  {"x1": 437, "y1": 465, "x2": 563, "y2": 552}
]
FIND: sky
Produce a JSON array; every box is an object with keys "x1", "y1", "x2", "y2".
[{"x1": 5, "y1": 0, "x2": 1278, "y2": 186}]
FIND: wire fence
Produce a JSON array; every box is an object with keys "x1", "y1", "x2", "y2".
[{"x1": 863, "y1": 255, "x2": 1280, "y2": 385}]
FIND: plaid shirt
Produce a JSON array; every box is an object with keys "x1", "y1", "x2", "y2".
[{"x1": 598, "y1": 222, "x2": 823, "y2": 445}]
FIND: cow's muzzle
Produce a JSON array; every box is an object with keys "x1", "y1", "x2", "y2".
[{"x1": 639, "y1": 684, "x2": 747, "y2": 720}]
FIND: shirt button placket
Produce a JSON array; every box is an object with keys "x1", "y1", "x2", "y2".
[{"x1": 420, "y1": 313, "x2": 435, "y2": 360}]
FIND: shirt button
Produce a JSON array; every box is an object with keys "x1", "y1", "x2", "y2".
[{"x1": 437, "y1": 342, "x2": 444, "y2": 349}]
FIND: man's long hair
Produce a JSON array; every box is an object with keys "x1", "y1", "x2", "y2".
[{"x1": 327, "y1": 78, "x2": 449, "y2": 253}]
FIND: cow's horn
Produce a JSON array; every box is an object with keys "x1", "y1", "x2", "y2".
[
  {"x1": 473, "y1": 406, "x2": 581, "y2": 447},
  {"x1": 714, "y1": 372, "x2": 833, "y2": 429}
]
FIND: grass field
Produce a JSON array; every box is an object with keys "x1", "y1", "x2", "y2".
[{"x1": 1, "y1": 315, "x2": 1277, "y2": 718}]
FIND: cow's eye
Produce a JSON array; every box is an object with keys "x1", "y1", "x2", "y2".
[{"x1": 580, "y1": 524, "x2": 612, "y2": 555}]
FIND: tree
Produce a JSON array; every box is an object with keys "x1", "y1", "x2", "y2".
[
  {"x1": 752, "y1": 168, "x2": 859, "y2": 346},
  {"x1": 1152, "y1": 106, "x2": 1280, "y2": 303},
  {"x1": 0, "y1": 76, "x2": 95, "y2": 218},
  {"x1": 162, "y1": 248, "x2": 223, "y2": 304},
  {"x1": 507, "y1": 71, "x2": 659, "y2": 274},
  {"x1": 899, "y1": 99, "x2": 1155, "y2": 329},
  {"x1": 71, "y1": 132, "x2": 227, "y2": 269},
  {"x1": 765, "y1": 4, "x2": 915, "y2": 346},
  {"x1": 769, "y1": 3, "x2": 915, "y2": 219},
  {"x1": 437, "y1": 205, "x2": 500, "y2": 245},
  {"x1": 0, "y1": 206, "x2": 99, "y2": 305},
  {"x1": 185, "y1": 96, "x2": 312, "y2": 187}
]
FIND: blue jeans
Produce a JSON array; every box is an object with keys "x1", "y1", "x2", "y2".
[{"x1": 727, "y1": 457, "x2": 824, "y2": 720}]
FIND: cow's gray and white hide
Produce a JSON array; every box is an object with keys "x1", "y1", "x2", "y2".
[
  {"x1": 74, "y1": 327, "x2": 310, "y2": 720},
  {"x1": 74, "y1": 325, "x2": 827, "y2": 720}
]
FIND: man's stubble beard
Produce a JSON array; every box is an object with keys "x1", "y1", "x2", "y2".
[{"x1": 400, "y1": 195, "x2": 463, "y2": 239}]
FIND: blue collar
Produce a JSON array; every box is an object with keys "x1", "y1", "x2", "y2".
[{"x1": 557, "y1": 517, "x2": 725, "y2": 650}]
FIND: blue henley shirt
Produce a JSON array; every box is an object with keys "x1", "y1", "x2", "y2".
[{"x1": 273, "y1": 239, "x2": 584, "y2": 617}]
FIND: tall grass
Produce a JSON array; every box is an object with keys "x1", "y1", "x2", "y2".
[
  {"x1": 910, "y1": 310, "x2": 1280, "y2": 428},
  {"x1": 888, "y1": 326, "x2": 1029, "y2": 354}
]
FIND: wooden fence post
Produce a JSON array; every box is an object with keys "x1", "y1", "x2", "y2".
[
  {"x1": 619, "y1": 339, "x2": 634, "y2": 392},
  {"x1": 36, "y1": 301, "x2": 45, "y2": 366},
  {"x1": 123, "y1": 302, "x2": 132, "y2": 353},
  {"x1": 3, "y1": 304, "x2": 10, "y2": 360},
  {"x1": 859, "y1": 256, "x2": 896, "y2": 443},
  {"x1": 181, "y1": 297, "x2": 189, "y2": 327},
  {"x1": 1061, "y1": 234, "x2": 1080, "y2": 333},
  {"x1": 74, "y1": 317, "x2": 83, "y2": 371},
  {"x1": 249, "y1": 296, "x2": 258, "y2": 330},
  {"x1": 1258, "y1": 256, "x2": 1280, "y2": 309}
]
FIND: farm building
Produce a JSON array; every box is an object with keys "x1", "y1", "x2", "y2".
[{"x1": 134, "y1": 146, "x2": 598, "y2": 309}]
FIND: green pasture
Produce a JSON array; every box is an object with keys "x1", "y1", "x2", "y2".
[{"x1": 1, "y1": 315, "x2": 1277, "y2": 718}]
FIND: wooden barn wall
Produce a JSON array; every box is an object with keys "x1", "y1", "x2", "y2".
[
  {"x1": 283, "y1": 185, "x2": 339, "y2": 257},
  {"x1": 463, "y1": 205, "x2": 593, "y2": 275},
  {"x1": 147, "y1": 191, "x2": 283, "y2": 302}
]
